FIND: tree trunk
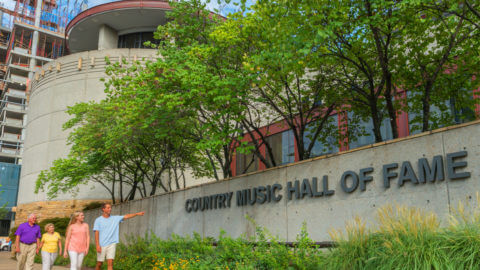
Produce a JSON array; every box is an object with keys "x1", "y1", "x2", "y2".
[
  {"x1": 370, "y1": 99, "x2": 383, "y2": 142},
  {"x1": 366, "y1": 1, "x2": 398, "y2": 139},
  {"x1": 128, "y1": 181, "x2": 138, "y2": 201},
  {"x1": 384, "y1": 76, "x2": 399, "y2": 139},
  {"x1": 295, "y1": 125, "x2": 306, "y2": 160},
  {"x1": 422, "y1": 81, "x2": 433, "y2": 132}
]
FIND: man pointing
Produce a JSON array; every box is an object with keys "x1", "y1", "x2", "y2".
[{"x1": 94, "y1": 203, "x2": 144, "y2": 270}]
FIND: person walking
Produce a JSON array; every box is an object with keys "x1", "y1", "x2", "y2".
[
  {"x1": 94, "y1": 203, "x2": 144, "y2": 270},
  {"x1": 14, "y1": 213, "x2": 41, "y2": 270},
  {"x1": 38, "y1": 223, "x2": 62, "y2": 270},
  {"x1": 7, "y1": 237, "x2": 12, "y2": 251},
  {"x1": 64, "y1": 212, "x2": 90, "y2": 270}
]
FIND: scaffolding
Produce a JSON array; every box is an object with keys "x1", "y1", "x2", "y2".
[
  {"x1": 6, "y1": 0, "x2": 84, "y2": 62},
  {"x1": 0, "y1": 0, "x2": 107, "y2": 164},
  {"x1": 13, "y1": 0, "x2": 86, "y2": 33},
  {"x1": 1, "y1": 0, "x2": 88, "y2": 86},
  {"x1": 0, "y1": 0, "x2": 88, "y2": 165}
]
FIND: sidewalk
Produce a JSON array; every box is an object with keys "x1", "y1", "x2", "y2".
[{"x1": 0, "y1": 251, "x2": 69, "y2": 270}]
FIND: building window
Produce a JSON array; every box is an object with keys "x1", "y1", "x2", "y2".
[
  {"x1": 117, "y1": 32, "x2": 159, "y2": 49},
  {"x1": 303, "y1": 114, "x2": 339, "y2": 158},
  {"x1": 407, "y1": 89, "x2": 476, "y2": 135},
  {"x1": 235, "y1": 144, "x2": 258, "y2": 175},
  {"x1": 282, "y1": 130, "x2": 295, "y2": 164},
  {"x1": 265, "y1": 132, "x2": 281, "y2": 167},
  {"x1": 348, "y1": 111, "x2": 393, "y2": 149},
  {"x1": 408, "y1": 99, "x2": 443, "y2": 136},
  {"x1": 264, "y1": 130, "x2": 295, "y2": 167},
  {"x1": 449, "y1": 95, "x2": 476, "y2": 124}
]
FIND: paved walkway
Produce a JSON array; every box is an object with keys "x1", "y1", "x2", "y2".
[{"x1": 0, "y1": 251, "x2": 69, "y2": 270}]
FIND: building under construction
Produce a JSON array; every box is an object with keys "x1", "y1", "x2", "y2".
[
  {"x1": 0, "y1": 0, "x2": 85, "y2": 165},
  {"x1": 0, "y1": 0, "x2": 86, "y2": 234},
  {"x1": 0, "y1": 0, "x2": 177, "y2": 235}
]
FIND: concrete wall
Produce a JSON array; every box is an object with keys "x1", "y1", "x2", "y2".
[
  {"x1": 19, "y1": 48, "x2": 158, "y2": 206},
  {"x1": 84, "y1": 121, "x2": 480, "y2": 242}
]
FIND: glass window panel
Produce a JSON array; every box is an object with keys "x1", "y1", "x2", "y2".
[
  {"x1": 348, "y1": 111, "x2": 375, "y2": 149},
  {"x1": 408, "y1": 104, "x2": 443, "y2": 135},
  {"x1": 0, "y1": 163, "x2": 20, "y2": 208},
  {"x1": 235, "y1": 144, "x2": 258, "y2": 175},
  {"x1": 282, "y1": 130, "x2": 295, "y2": 164},
  {"x1": 264, "y1": 129, "x2": 295, "y2": 167},
  {"x1": 407, "y1": 90, "x2": 456, "y2": 135},
  {"x1": 380, "y1": 118, "x2": 393, "y2": 141},
  {"x1": 449, "y1": 89, "x2": 477, "y2": 124},
  {"x1": 117, "y1": 32, "x2": 159, "y2": 49},
  {"x1": 265, "y1": 132, "x2": 282, "y2": 167},
  {"x1": 348, "y1": 111, "x2": 393, "y2": 149},
  {"x1": 303, "y1": 115, "x2": 338, "y2": 158}
]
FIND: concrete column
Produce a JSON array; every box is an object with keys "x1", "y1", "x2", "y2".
[
  {"x1": 21, "y1": 114, "x2": 27, "y2": 140},
  {"x1": 28, "y1": 32, "x2": 39, "y2": 80},
  {"x1": 28, "y1": 0, "x2": 43, "y2": 80},
  {"x1": 98, "y1": 24, "x2": 118, "y2": 50},
  {"x1": 1, "y1": 113, "x2": 5, "y2": 139},
  {"x1": 34, "y1": 0, "x2": 42, "y2": 27}
]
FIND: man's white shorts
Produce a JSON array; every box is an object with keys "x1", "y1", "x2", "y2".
[{"x1": 97, "y1": 243, "x2": 117, "y2": 262}]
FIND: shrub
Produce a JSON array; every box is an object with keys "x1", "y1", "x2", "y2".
[
  {"x1": 113, "y1": 225, "x2": 325, "y2": 270},
  {"x1": 38, "y1": 217, "x2": 70, "y2": 236}
]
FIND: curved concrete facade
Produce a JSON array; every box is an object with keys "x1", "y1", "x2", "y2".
[
  {"x1": 18, "y1": 49, "x2": 157, "y2": 208},
  {"x1": 65, "y1": 0, "x2": 172, "y2": 53}
]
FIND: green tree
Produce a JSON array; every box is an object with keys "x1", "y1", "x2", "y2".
[
  {"x1": 395, "y1": 0, "x2": 480, "y2": 131},
  {"x1": 124, "y1": 0, "x2": 250, "y2": 178},
  {"x1": 421, "y1": 0, "x2": 480, "y2": 31},
  {"x1": 275, "y1": 0, "x2": 404, "y2": 143},
  {"x1": 212, "y1": 1, "x2": 346, "y2": 162},
  {"x1": 281, "y1": 0, "x2": 479, "y2": 139},
  {"x1": 35, "y1": 94, "x2": 200, "y2": 202}
]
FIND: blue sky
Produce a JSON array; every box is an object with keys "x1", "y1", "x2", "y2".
[
  {"x1": 0, "y1": 0, "x2": 253, "y2": 27},
  {"x1": 0, "y1": 0, "x2": 252, "y2": 15},
  {"x1": 204, "y1": 0, "x2": 255, "y2": 16},
  {"x1": 0, "y1": 0, "x2": 253, "y2": 15}
]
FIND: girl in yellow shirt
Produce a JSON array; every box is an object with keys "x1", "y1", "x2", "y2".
[{"x1": 38, "y1": 223, "x2": 62, "y2": 270}]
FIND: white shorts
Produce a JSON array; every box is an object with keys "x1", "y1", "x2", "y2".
[{"x1": 97, "y1": 243, "x2": 116, "y2": 262}]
